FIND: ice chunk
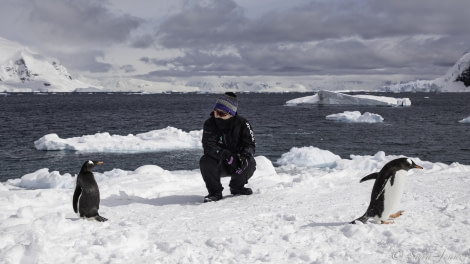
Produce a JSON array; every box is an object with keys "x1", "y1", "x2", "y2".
[{"x1": 286, "y1": 90, "x2": 411, "y2": 107}]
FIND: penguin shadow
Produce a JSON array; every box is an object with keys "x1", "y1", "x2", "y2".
[
  {"x1": 301, "y1": 222, "x2": 347, "y2": 228},
  {"x1": 101, "y1": 191, "x2": 202, "y2": 207},
  {"x1": 65, "y1": 217, "x2": 82, "y2": 221}
]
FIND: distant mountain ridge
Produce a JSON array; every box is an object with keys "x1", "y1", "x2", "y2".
[
  {"x1": 1, "y1": 36, "x2": 469, "y2": 93},
  {"x1": 0, "y1": 37, "x2": 101, "y2": 92},
  {"x1": 381, "y1": 52, "x2": 470, "y2": 92}
]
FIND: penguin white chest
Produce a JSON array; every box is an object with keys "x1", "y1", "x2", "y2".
[{"x1": 382, "y1": 170, "x2": 407, "y2": 219}]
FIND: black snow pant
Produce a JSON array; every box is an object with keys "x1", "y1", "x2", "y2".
[{"x1": 200, "y1": 154, "x2": 256, "y2": 195}]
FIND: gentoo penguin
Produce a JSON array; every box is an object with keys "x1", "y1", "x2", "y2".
[
  {"x1": 73, "y1": 160, "x2": 108, "y2": 222},
  {"x1": 351, "y1": 158, "x2": 423, "y2": 224}
]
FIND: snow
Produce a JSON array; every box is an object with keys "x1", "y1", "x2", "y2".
[
  {"x1": 34, "y1": 126, "x2": 202, "y2": 153},
  {"x1": 326, "y1": 111, "x2": 384, "y2": 123},
  {"x1": 276, "y1": 146, "x2": 341, "y2": 168},
  {"x1": 286, "y1": 90, "x2": 411, "y2": 107},
  {"x1": 2, "y1": 144, "x2": 470, "y2": 263}
]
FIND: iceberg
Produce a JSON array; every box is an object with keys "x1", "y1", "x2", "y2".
[
  {"x1": 34, "y1": 126, "x2": 202, "y2": 153},
  {"x1": 458, "y1": 116, "x2": 470, "y2": 123},
  {"x1": 286, "y1": 90, "x2": 411, "y2": 107},
  {"x1": 326, "y1": 111, "x2": 384, "y2": 123}
]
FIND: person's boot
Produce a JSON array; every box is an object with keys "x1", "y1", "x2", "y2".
[
  {"x1": 203, "y1": 193, "x2": 223, "y2": 203},
  {"x1": 230, "y1": 187, "x2": 253, "y2": 195}
]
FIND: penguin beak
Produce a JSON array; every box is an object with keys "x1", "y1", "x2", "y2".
[
  {"x1": 95, "y1": 161, "x2": 103, "y2": 165},
  {"x1": 413, "y1": 164, "x2": 423, "y2": 169}
]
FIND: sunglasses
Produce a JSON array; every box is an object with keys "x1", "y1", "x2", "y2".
[{"x1": 214, "y1": 110, "x2": 229, "y2": 117}]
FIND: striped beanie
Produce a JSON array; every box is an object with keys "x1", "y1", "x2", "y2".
[{"x1": 214, "y1": 92, "x2": 238, "y2": 116}]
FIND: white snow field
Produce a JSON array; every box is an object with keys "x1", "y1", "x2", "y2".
[{"x1": 1, "y1": 148, "x2": 470, "y2": 263}]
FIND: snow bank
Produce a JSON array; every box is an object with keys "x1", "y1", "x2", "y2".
[
  {"x1": 1, "y1": 149, "x2": 470, "y2": 263},
  {"x1": 326, "y1": 111, "x2": 384, "y2": 123},
  {"x1": 7, "y1": 168, "x2": 75, "y2": 189},
  {"x1": 286, "y1": 90, "x2": 411, "y2": 107},
  {"x1": 276, "y1": 146, "x2": 341, "y2": 168},
  {"x1": 34, "y1": 126, "x2": 202, "y2": 152}
]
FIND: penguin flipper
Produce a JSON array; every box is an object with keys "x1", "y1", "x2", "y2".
[
  {"x1": 375, "y1": 170, "x2": 396, "y2": 200},
  {"x1": 359, "y1": 172, "x2": 379, "y2": 183},
  {"x1": 72, "y1": 186, "x2": 81, "y2": 213},
  {"x1": 375, "y1": 178, "x2": 389, "y2": 200}
]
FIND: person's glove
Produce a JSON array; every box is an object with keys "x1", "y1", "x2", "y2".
[
  {"x1": 220, "y1": 149, "x2": 232, "y2": 162},
  {"x1": 220, "y1": 149, "x2": 239, "y2": 169},
  {"x1": 236, "y1": 156, "x2": 250, "y2": 174}
]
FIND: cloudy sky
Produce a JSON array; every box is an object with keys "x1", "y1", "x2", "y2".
[{"x1": 1, "y1": 0, "x2": 469, "y2": 87}]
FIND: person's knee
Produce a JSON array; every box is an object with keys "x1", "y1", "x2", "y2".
[
  {"x1": 199, "y1": 155, "x2": 208, "y2": 166},
  {"x1": 200, "y1": 155, "x2": 216, "y2": 169},
  {"x1": 200, "y1": 155, "x2": 222, "y2": 179},
  {"x1": 247, "y1": 156, "x2": 256, "y2": 174}
]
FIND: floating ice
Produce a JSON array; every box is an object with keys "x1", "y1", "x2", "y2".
[
  {"x1": 286, "y1": 90, "x2": 411, "y2": 107},
  {"x1": 458, "y1": 116, "x2": 470, "y2": 123},
  {"x1": 326, "y1": 111, "x2": 384, "y2": 123},
  {"x1": 34, "y1": 126, "x2": 202, "y2": 153}
]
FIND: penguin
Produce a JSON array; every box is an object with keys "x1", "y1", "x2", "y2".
[
  {"x1": 73, "y1": 160, "x2": 108, "y2": 222},
  {"x1": 351, "y1": 158, "x2": 423, "y2": 224}
]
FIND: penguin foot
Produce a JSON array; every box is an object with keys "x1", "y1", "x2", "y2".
[
  {"x1": 94, "y1": 215, "x2": 108, "y2": 222},
  {"x1": 389, "y1": 210, "x2": 404, "y2": 219},
  {"x1": 83, "y1": 215, "x2": 108, "y2": 222},
  {"x1": 381, "y1": 220, "x2": 394, "y2": 224}
]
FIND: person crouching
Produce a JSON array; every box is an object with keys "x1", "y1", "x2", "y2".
[{"x1": 200, "y1": 92, "x2": 256, "y2": 202}]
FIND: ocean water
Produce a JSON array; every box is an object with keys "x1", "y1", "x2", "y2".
[{"x1": 1, "y1": 92, "x2": 469, "y2": 182}]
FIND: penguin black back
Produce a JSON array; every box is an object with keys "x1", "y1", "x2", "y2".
[
  {"x1": 371, "y1": 158, "x2": 423, "y2": 198},
  {"x1": 73, "y1": 160, "x2": 107, "y2": 222}
]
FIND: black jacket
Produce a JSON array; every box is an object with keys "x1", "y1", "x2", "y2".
[{"x1": 202, "y1": 112, "x2": 255, "y2": 161}]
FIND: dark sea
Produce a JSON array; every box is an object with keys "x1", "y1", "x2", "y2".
[{"x1": 1, "y1": 92, "x2": 470, "y2": 182}]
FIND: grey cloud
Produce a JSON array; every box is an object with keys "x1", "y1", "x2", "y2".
[
  {"x1": 0, "y1": 0, "x2": 141, "y2": 73},
  {"x1": 156, "y1": 0, "x2": 247, "y2": 47},
  {"x1": 145, "y1": 34, "x2": 469, "y2": 78},
  {"x1": 140, "y1": 57, "x2": 151, "y2": 64},
  {"x1": 155, "y1": 0, "x2": 470, "y2": 47},
  {"x1": 146, "y1": 0, "x2": 470, "y2": 78},
  {"x1": 131, "y1": 34, "x2": 155, "y2": 48},
  {"x1": 120, "y1": 64, "x2": 136, "y2": 73},
  {"x1": 59, "y1": 50, "x2": 113, "y2": 73},
  {"x1": 144, "y1": 50, "x2": 248, "y2": 77},
  {"x1": 1, "y1": 0, "x2": 468, "y2": 79},
  {"x1": 1, "y1": 0, "x2": 142, "y2": 46}
]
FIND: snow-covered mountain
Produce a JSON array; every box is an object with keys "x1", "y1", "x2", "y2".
[
  {"x1": 381, "y1": 52, "x2": 470, "y2": 92},
  {"x1": 2, "y1": 36, "x2": 470, "y2": 93},
  {"x1": 97, "y1": 77, "x2": 315, "y2": 94},
  {"x1": 0, "y1": 37, "x2": 101, "y2": 92}
]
